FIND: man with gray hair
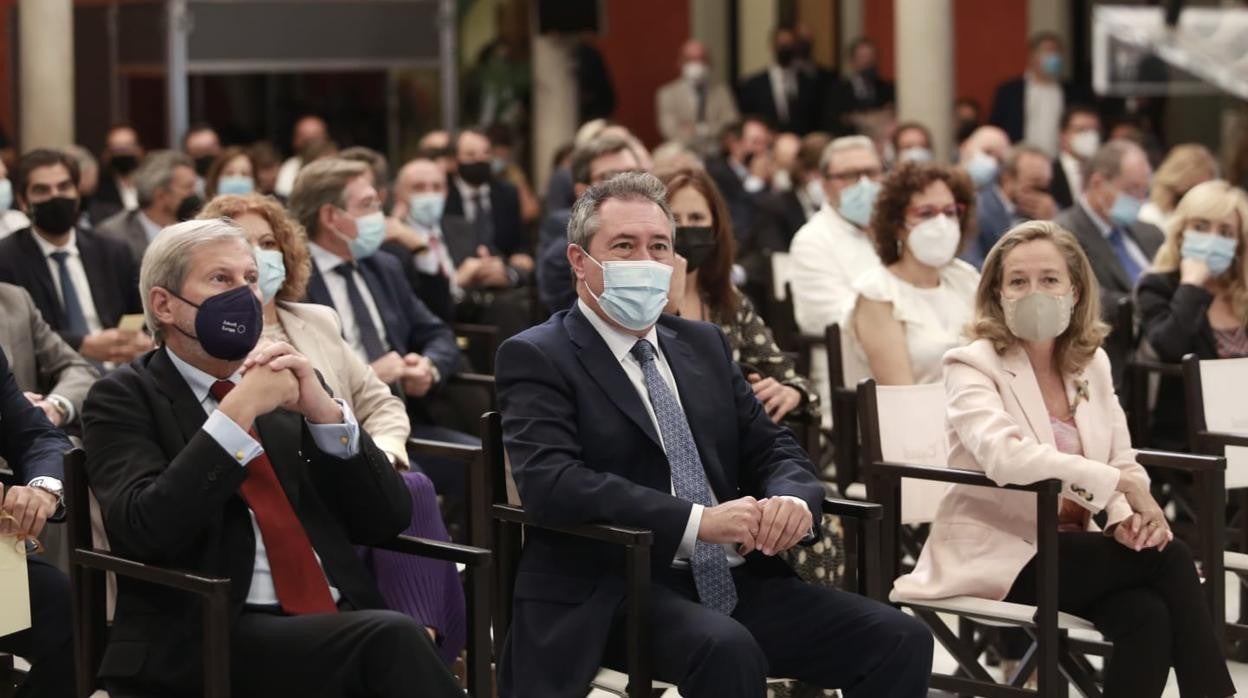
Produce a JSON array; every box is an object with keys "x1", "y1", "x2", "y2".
[
  {"x1": 81, "y1": 218, "x2": 462, "y2": 697},
  {"x1": 788, "y1": 134, "x2": 885, "y2": 410},
  {"x1": 495, "y1": 172, "x2": 931, "y2": 698},
  {"x1": 95, "y1": 150, "x2": 200, "y2": 263}
]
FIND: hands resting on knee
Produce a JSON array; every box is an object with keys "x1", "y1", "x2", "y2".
[{"x1": 697, "y1": 496, "x2": 811, "y2": 557}]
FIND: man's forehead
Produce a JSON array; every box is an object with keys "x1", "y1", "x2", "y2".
[
  {"x1": 188, "y1": 239, "x2": 255, "y2": 268},
  {"x1": 29, "y1": 164, "x2": 72, "y2": 182}
]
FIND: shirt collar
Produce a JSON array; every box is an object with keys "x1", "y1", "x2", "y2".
[
  {"x1": 577, "y1": 298, "x2": 660, "y2": 364},
  {"x1": 1078, "y1": 198, "x2": 1113, "y2": 237},
  {"x1": 32, "y1": 228, "x2": 79, "y2": 257},
  {"x1": 454, "y1": 176, "x2": 490, "y2": 200},
  {"x1": 165, "y1": 346, "x2": 243, "y2": 407},
  {"x1": 137, "y1": 211, "x2": 164, "y2": 242},
  {"x1": 308, "y1": 240, "x2": 349, "y2": 274}
]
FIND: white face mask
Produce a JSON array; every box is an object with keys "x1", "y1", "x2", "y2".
[
  {"x1": 905, "y1": 214, "x2": 961, "y2": 268},
  {"x1": 804, "y1": 178, "x2": 825, "y2": 208},
  {"x1": 1002, "y1": 291, "x2": 1075, "y2": 342},
  {"x1": 1069, "y1": 130, "x2": 1100, "y2": 160},
  {"x1": 682, "y1": 61, "x2": 708, "y2": 83}
]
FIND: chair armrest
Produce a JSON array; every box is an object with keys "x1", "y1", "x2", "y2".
[
  {"x1": 821, "y1": 497, "x2": 881, "y2": 520},
  {"x1": 373, "y1": 534, "x2": 492, "y2": 568},
  {"x1": 795, "y1": 334, "x2": 825, "y2": 351},
  {"x1": 1193, "y1": 430, "x2": 1248, "y2": 449},
  {"x1": 1128, "y1": 359, "x2": 1183, "y2": 377},
  {"x1": 869, "y1": 461, "x2": 1062, "y2": 495},
  {"x1": 70, "y1": 549, "x2": 229, "y2": 596},
  {"x1": 406, "y1": 438, "x2": 479, "y2": 462},
  {"x1": 450, "y1": 373, "x2": 495, "y2": 388},
  {"x1": 492, "y1": 504, "x2": 654, "y2": 546},
  {"x1": 1136, "y1": 449, "x2": 1226, "y2": 472}
]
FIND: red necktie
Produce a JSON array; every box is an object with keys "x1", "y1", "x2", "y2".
[{"x1": 210, "y1": 380, "x2": 338, "y2": 615}]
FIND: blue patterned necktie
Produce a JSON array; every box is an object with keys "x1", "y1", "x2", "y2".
[
  {"x1": 49, "y1": 250, "x2": 89, "y2": 336},
  {"x1": 1107, "y1": 226, "x2": 1143, "y2": 284},
  {"x1": 629, "y1": 339, "x2": 737, "y2": 615}
]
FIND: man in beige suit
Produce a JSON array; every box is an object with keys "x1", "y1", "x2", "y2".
[
  {"x1": 655, "y1": 39, "x2": 739, "y2": 157},
  {"x1": 0, "y1": 281, "x2": 98, "y2": 427}
]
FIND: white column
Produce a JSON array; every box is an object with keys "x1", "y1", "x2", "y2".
[
  {"x1": 840, "y1": 0, "x2": 865, "y2": 72},
  {"x1": 530, "y1": 34, "x2": 578, "y2": 196},
  {"x1": 738, "y1": 0, "x2": 778, "y2": 78},
  {"x1": 895, "y1": 0, "x2": 954, "y2": 162},
  {"x1": 18, "y1": 0, "x2": 74, "y2": 150}
]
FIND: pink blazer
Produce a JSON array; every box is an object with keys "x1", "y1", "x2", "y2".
[{"x1": 891, "y1": 338, "x2": 1149, "y2": 603}]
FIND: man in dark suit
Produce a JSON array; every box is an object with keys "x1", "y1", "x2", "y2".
[
  {"x1": 90, "y1": 125, "x2": 144, "y2": 224},
  {"x1": 989, "y1": 33, "x2": 1084, "y2": 156},
  {"x1": 1051, "y1": 105, "x2": 1102, "y2": 210},
  {"x1": 288, "y1": 158, "x2": 462, "y2": 439},
  {"x1": 496, "y1": 172, "x2": 932, "y2": 698},
  {"x1": 966, "y1": 144, "x2": 1057, "y2": 268},
  {"x1": 705, "y1": 117, "x2": 774, "y2": 239},
  {"x1": 94, "y1": 150, "x2": 198, "y2": 264},
  {"x1": 0, "y1": 346, "x2": 75, "y2": 698},
  {"x1": 825, "y1": 37, "x2": 895, "y2": 136},
  {"x1": 443, "y1": 128, "x2": 533, "y2": 274},
  {"x1": 0, "y1": 149, "x2": 152, "y2": 367},
  {"x1": 80, "y1": 219, "x2": 460, "y2": 697},
  {"x1": 736, "y1": 27, "x2": 819, "y2": 136}
]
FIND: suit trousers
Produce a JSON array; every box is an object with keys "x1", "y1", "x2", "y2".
[
  {"x1": 0, "y1": 556, "x2": 74, "y2": 698},
  {"x1": 1004, "y1": 533, "x2": 1233, "y2": 698},
  {"x1": 602, "y1": 558, "x2": 932, "y2": 698}
]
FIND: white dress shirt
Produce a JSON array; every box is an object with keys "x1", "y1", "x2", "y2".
[
  {"x1": 454, "y1": 177, "x2": 491, "y2": 224},
  {"x1": 32, "y1": 230, "x2": 103, "y2": 333},
  {"x1": 0, "y1": 209, "x2": 29, "y2": 240},
  {"x1": 767, "y1": 65, "x2": 795, "y2": 125},
  {"x1": 308, "y1": 241, "x2": 391, "y2": 362},
  {"x1": 166, "y1": 346, "x2": 361, "y2": 606},
  {"x1": 1079, "y1": 199, "x2": 1151, "y2": 272},
  {"x1": 116, "y1": 176, "x2": 138, "y2": 211},
  {"x1": 1059, "y1": 151, "x2": 1085, "y2": 204},
  {"x1": 137, "y1": 211, "x2": 163, "y2": 244},
  {"x1": 1023, "y1": 73, "x2": 1063, "y2": 157},
  {"x1": 274, "y1": 157, "x2": 303, "y2": 198}
]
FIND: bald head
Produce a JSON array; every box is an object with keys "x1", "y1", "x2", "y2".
[
  {"x1": 680, "y1": 39, "x2": 708, "y2": 64},
  {"x1": 396, "y1": 158, "x2": 447, "y2": 198},
  {"x1": 293, "y1": 116, "x2": 328, "y2": 151},
  {"x1": 960, "y1": 125, "x2": 1010, "y2": 163}
]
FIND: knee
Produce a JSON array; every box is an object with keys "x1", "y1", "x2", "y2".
[
  {"x1": 691, "y1": 621, "x2": 767, "y2": 682},
  {"x1": 887, "y1": 611, "x2": 934, "y2": 664},
  {"x1": 361, "y1": 610, "x2": 434, "y2": 658},
  {"x1": 1156, "y1": 537, "x2": 1194, "y2": 569}
]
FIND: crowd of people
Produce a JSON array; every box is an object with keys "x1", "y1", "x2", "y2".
[{"x1": 0, "y1": 25, "x2": 1246, "y2": 698}]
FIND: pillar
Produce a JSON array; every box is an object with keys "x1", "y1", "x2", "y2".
[
  {"x1": 18, "y1": 0, "x2": 74, "y2": 150},
  {"x1": 737, "y1": 0, "x2": 778, "y2": 79},
  {"x1": 530, "y1": 33, "x2": 578, "y2": 195},
  {"x1": 895, "y1": 0, "x2": 954, "y2": 162},
  {"x1": 839, "y1": 0, "x2": 865, "y2": 72},
  {"x1": 689, "y1": 0, "x2": 731, "y2": 85}
]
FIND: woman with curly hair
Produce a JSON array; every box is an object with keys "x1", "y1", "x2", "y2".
[{"x1": 843, "y1": 161, "x2": 980, "y2": 385}]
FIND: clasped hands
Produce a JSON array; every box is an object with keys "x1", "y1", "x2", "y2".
[
  {"x1": 697, "y1": 496, "x2": 811, "y2": 557},
  {"x1": 218, "y1": 341, "x2": 342, "y2": 431},
  {"x1": 1112, "y1": 481, "x2": 1174, "y2": 552}
]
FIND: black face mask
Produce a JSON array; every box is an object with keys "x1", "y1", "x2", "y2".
[
  {"x1": 176, "y1": 194, "x2": 203, "y2": 222},
  {"x1": 793, "y1": 40, "x2": 812, "y2": 61},
  {"x1": 458, "y1": 161, "x2": 492, "y2": 187},
  {"x1": 775, "y1": 46, "x2": 795, "y2": 68},
  {"x1": 193, "y1": 155, "x2": 216, "y2": 177},
  {"x1": 31, "y1": 197, "x2": 80, "y2": 236},
  {"x1": 168, "y1": 285, "x2": 262, "y2": 361},
  {"x1": 110, "y1": 154, "x2": 139, "y2": 176},
  {"x1": 674, "y1": 226, "x2": 717, "y2": 272}
]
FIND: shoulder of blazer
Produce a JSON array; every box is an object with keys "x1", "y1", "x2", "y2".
[
  {"x1": 1137, "y1": 270, "x2": 1180, "y2": 295},
  {"x1": 943, "y1": 337, "x2": 1010, "y2": 377},
  {"x1": 279, "y1": 300, "x2": 342, "y2": 337}
]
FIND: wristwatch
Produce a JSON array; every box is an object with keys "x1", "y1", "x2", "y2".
[
  {"x1": 27, "y1": 476, "x2": 65, "y2": 517},
  {"x1": 45, "y1": 394, "x2": 73, "y2": 424}
]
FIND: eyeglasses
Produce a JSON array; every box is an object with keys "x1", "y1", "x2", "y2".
[
  {"x1": 906, "y1": 203, "x2": 965, "y2": 221},
  {"x1": 826, "y1": 168, "x2": 883, "y2": 183}
]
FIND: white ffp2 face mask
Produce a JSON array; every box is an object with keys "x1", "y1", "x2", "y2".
[{"x1": 906, "y1": 214, "x2": 961, "y2": 268}]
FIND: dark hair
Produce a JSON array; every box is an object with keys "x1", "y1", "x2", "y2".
[
  {"x1": 848, "y1": 36, "x2": 876, "y2": 56},
  {"x1": 870, "y1": 161, "x2": 977, "y2": 265},
  {"x1": 485, "y1": 123, "x2": 515, "y2": 149},
  {"x1": 247, "y1": 141, "x2": 281, "y2": 169},
  {"x1": 891, "y1": 122, "x2": 933, "y2": 153},
  {"x1": 551, "y1": 142, "x2": 575, "y2": 170},
  {"x1": 340, "y1": 146, "x2": 390, "y2": 188},
  {"x1": 1059, "y1": 104, "x2": 1100, "y2": 132},
  {"x1": 203, "y1": 146, "x2": 256, "y2": 199},
  {"x1": 1029, "y1": 31, "x2": 1063, "y2": 51},
  {"x1": 657, "y1": 167, "x2": 739, "y2": 320},
  {"x1": 570, "y1": 135, "x2": 636, "y2": 186},
  {"x1": 798, "y1": 132, "x2": 832, "y2": 174},
  {"x1": 15, "y1": 148, "x2": 80, "y2": 202},
  {"x1": 454, "y1": 127, "x2": 491, "y2": 153},
  {"x1": 181, "y1": 122, "x2": 217, "y2": 149}
]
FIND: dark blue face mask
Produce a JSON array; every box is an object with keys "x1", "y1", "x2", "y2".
[{"x1": 167, "y1": 284, "x2": 262, "y2": 360}]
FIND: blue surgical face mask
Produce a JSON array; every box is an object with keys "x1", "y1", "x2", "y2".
[
  {"x1": 837, "y1": 176, "x2": 881, "y2": 228},
  {"x1": 406, "y1": 192, "x2": 446, "y2": 229},
  {"x1": 254, "y1": 247, "x2": 287, "y2": 303},
  {"x1": 1108, "y1": 192, "x2": 1143, "y2": 227},
  {"x1": 898, "y1": 147, "x2": 933, "y2": 164},
  {"x1": 338, "y1": 210, "x2": 386, "y2": 260},
  {"x1": 1182, "y1": 230, "x2": 1239, "y2": 276},
  {"x1": 217, "y1": 175, "x2": 255, "y2": 196},
  {"x1": 0, "y1": 179, "x2": 11, "y2": 212},
  {"x1": 1041, "y1": 52, "x2": 1063, "y2": 78},
  {"x1": 580, "y1": 248, "x2": 673, "y2": 331},
  {"x1": 965, "y1": 150, "x2": 999, "y2": 188}
]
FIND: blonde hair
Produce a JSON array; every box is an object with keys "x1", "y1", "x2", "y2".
[
  {"x1": 1150, "y1": 143, "x2": 1218, "y2": 213},
  {"x1": 1153, "y1": 179, "x2": 1248, "y2": 322},
  {"x1": 970, "y1": 221, "x2": 1109, "y2": 375},
  {"x1": 199, "y1": 193, "x2": 313, "y2": 302}
]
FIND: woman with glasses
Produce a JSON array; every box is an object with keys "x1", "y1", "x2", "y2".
[{"x1": 843, "y1": 161, "x2": 980, "y2": 385}]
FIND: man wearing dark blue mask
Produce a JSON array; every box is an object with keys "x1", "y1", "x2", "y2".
[
  {"x1": 80, "y1": 218, "x2": 461, "y2": 697},
  {"x1": 495, "y1": 172, "x2": 932, "y2": 698}
]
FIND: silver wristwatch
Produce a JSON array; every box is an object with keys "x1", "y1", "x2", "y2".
[{"x1": 27, "y1": 476, "x2": 65, "y2": 516}]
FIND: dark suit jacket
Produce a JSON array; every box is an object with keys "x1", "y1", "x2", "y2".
[
  {"x1": 443, "y1": 176, "x2": 527, "y2": 258},
  {"x1": 0, "y1": 227, "x2": 143, "y2": 351},
  {"x1": 740, "y1": 189, "x2": 808, "y2": 295},
  {"x1": 94, "y1": 208, "x2": 149, "y2": 265},
  {"x1": 89, "y1": 174, "x2": 127, "y2": 225},
  {"x1": 966, "y1": 187, "x2": 1019, "y2": 268},
  {"x1": 1051, "y1": 156, "x2": 1076, "y2": 210},
  {"x1": 988, "y1": 77, "x2": 1082, "y2": 143},
  {"x1": 302, "y1": 249, "x2": 461, "y2": 388},
  {"x1": 705, "y1": 154, "x2": 757, "y2": 241},
  {"x1": 536, "y1": 237, "x2": 576, "y2": 315},
  {"x1": 494, "y1": 305, "x2": 823, "y2": 697},
  {"x1": 1053, "y1": 203, "x2": 1164, "y2": 320},
  {"x1": 0, "y1": 282, "x2": 98, "y2": 419},
  {"x1": 735, "y1": 69, "x2": 819, "y2": 135},
  {"x1": 0, "y1": 348, "x2": 72, "y2": 485},
  {"x1": 825, "y1": 73, "x2": 895, "y2": 135},
  {"x1": 80, "y1": 347, "x2": 410, "y2": 696},
  {"x1": 381, "y1": 216, "x2": 480, "y2": 323}
]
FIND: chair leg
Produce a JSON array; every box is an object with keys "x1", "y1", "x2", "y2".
[{"x1": 0, "y1": 654, "x2": 14, "y2": 698}]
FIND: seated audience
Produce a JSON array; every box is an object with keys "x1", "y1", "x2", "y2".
[
  {"x1": 705, "y1": 117, "x2": 774, "y2": 237},
  {"x1": 656, "y1": 39, "x2": 740, "y2": 157},
  {"x1": 275, "y1": 114, "x2": 330, "y2": 198},
  {"x1": 0, "y1": 347, "x2": 75, "y2": 697},
  {"x1": 789, "y1": 135, "x2": 884, "y2": 410},
  {"x1": 182, "y1": 123, "x2": 223, "y2": 184},
  {"x1": 0, "y1": 149, "x2": 151, "y2": 365},
  {"x1": 957, "y1": 125, "x2": 1011, "y2": 191},
  {"x1": 736, "y1": 27, "x2": 819, "y2": 135},
  {"x1": 891, "y1": 121, "x2": 933, "y2": 165},
  {"x1": 1138, "y1": 143, "x2": 1218, "y2": 231},
  {"x1": 742, "y1": 131, "x2": 830, "y2": 292},
  {"x1": 485, "y1": 123, "x2": 541, "y2": 227},
  {"x1": 1052, "y1": 105, "x2": 1101, "y2": 209},
  {"x1": 248, "y1": 141, "x2": 282, "y2": 197},
  {"x1": 81, "y1": 219, "x2": 461, "y2": 697},
  {"x1": 1137, "y1": 180, "x2": 1248, "y2": 448},
  {"x1": 828, "y1": 37, "x2": 895, "y2": 136},
  {"x1": 0, "y1": 281, "x2": 98, "y2": 427},
  {"x1": 385, "y1": 156, "x2": 464, "y2": 321},
  {"x1": 443, "y1": 128, "x2": 533, "y2": 274},
  {"x1": 892, "y1": 221, "x2": 1232, "y2": 698},
  {"x1": 200, "y1": 193, "x2": 467, "y2": 664},
  {"x1": 845, "y1": 162, "x2": 979, "y2": 386},
  {"x1": 96, "y1": 150, "x2": 199, "y2": 263},
  {"x1": 988, "y1": 32, "x2": 1081, "y2": 155},
  {"x1": 496, "y1": 171, "x2": 931, "y2": 697},
  {"x1": 203, "y1": 146, "x2": 257, "y2": 199},
  {"x1": 62, "y1": 145, "x2": 101, "y2": 231},
  {"x1": 967, "y1": 144, "x2": 1057, "y2": 267},
  {"x1": 0, "y1": 156, "x2": 30, "y2": 238},
  {"x1": 91, "y1": 124, "x2": 144, "y2": 222}
]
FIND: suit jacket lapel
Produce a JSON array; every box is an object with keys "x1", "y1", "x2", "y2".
[
  {"x1": 1003, "y1": 348, "x2": 1057, "y2": 446},
  {"x1": 77, "y1": 232, "x2": 112, "y2": 322},
  {"x1": 304, "y1": 267, "x2": 338, "y2": 323},
  {"x1": 358, "y1": 260, "x2": 402, "y2": 352},
  {"x1": 1073, "y1": 207, "x2": 1131, "y2": 292},
  {"x1": 657, "y1": 323, "x2": 731, "y2": 497},
  {"x1": 146, "y1": 346, "x2": 216, "y2": 444},
  {"x1": 16, "y1": 231, "x2": 60, "y2": 322},
  {"x1": 565, "y1": 307, "x2": 662, "y2": 448}
]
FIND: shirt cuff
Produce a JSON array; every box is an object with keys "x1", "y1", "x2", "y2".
[
  {"x1": 779, "y1": 495, "x2": 816, "y2": 542},
  {"x1": 305, "y1": 398, "x2": 361, "y2": 459},
  {"x1": 205, "y1": 409, "x2": 264, "y2": 466},
  {"x1": 47, "y1": 394, "x2": 74, "y2": 424},
  {"x1": 675, "y1": 503, "x2": 703, "y2": 563},
  {"x1": 743, "y1": 175, "x2": 766, "y2": 193}
]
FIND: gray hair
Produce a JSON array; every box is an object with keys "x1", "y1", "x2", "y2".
[
  {"x1": 1002, "y1": 143, "x2": 1051, "y2": 178},
  {"x1": 566, "y1": 171, "x2": 674, "y2": 249},
  {"x1": 570, "y1": 134, "x2": 637, "y2": 186},
  {"x1": 61, "y1": 144, "x2": 97, "y2": 174},
  {"x1": 819, "y1": 135, "x2": 878, "y2": 176},
  {"x1": 1081, "y1": 139, "x2": 1145, "y2": 192},
  {"x1": 134, "y1": 150, "x2": 193, "y2": 208},
  {"x1": 340, "y1": 146, "x2": 390, "y2": 189},
  {"x1": 140, "y1": 218, "x2": 249, "y2": 342}
]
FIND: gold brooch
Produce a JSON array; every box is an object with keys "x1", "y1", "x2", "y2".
[{"x1": 1070, "y1": 378, "x2": 1090, "y2": 412}]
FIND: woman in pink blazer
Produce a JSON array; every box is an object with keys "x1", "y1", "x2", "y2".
[{"x1": 892, "y1": 221, "x2": 1232, "y2": 697}]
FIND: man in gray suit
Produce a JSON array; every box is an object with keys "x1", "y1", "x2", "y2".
[
  {"x1": 0, "y1": 282, "x2": 98, "y2": 429},
  {"x1": 656, "y1": 39, "x2": 740, "y2": 157},
  {"x1": 94, "y1": 150, "x2": 197, "y2": 264}
]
